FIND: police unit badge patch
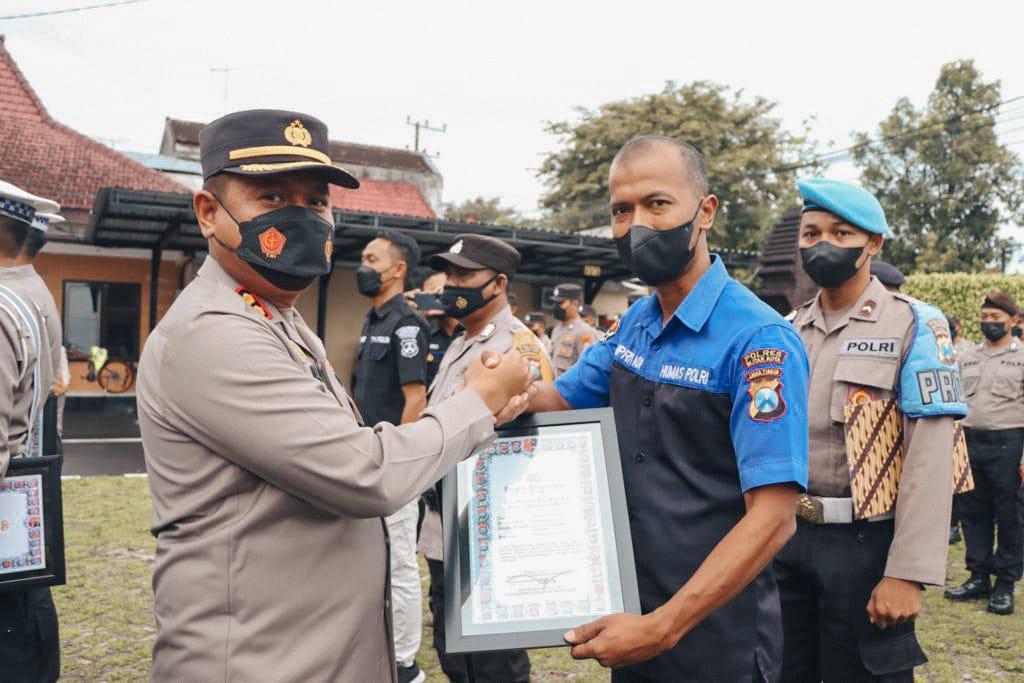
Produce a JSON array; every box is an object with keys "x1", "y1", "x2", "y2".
[
  {"x1": 259, "y1": 227, "x2": 286, "y2": 259},
  {"x1": 284, "y1": 119, "x2": 313, "y2": 147},
  {"x1": 746, "y1": 367, "x2": 786, "y2": 422},
  {"x1": 396, "y1": 325, "x2": 420, "y2": 358},
  {"x1": 927, "y1": 318, "x2": 956, "y2": 365}
]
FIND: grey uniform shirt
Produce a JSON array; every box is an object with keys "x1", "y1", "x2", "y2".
[
  {"x1": 0, "y1": 302, "x2": 38, "y2": 477},
  {"x1": 0, "y1": 265, "x2": 57, "y2": 396},
  {"x1": 959, "y1": 341, "x2": 1024, "y2": 431},
  {"x1": 550, "y1": 317, "x2": 598, "y2": 376},
  {"x1": 137, "y1": 257, "x2": 495, "y2": 682},
  {"x1": 791, "y1": 276, "x2": 955, "y2": 586},
  {"x1": 419, "y1": 305, "x2": 552, "y2": 561}
]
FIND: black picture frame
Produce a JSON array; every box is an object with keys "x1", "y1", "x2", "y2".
[
  {"x1": 442, "y1": 407, "x2": 640, "y2": 653},
  {"x1": 0, "y1": 455, "x2": 66, "y2": 592}
]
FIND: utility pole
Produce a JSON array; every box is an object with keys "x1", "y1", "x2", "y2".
[
  {"x1": 210, "y1": 67, "x2": 237, "y2": 108},
  {"x1": 406, "y1": 116, "x2": 447, "y2": 155}
]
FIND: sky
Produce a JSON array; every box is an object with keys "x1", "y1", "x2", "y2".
[{"x1": 3, "y1": 0, "x2": 1024, "y2": 223}]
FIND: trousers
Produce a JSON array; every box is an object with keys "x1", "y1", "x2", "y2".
[
  {"x1": 959, "y1": 429, "x2": 1024, "y2": 582},
  {"x1": 774, "y1": 519, "x2": 925, "y2": 682},
  {"x1": 0, "y1": 587, "x2": 60, "y2": 683},
  {"x1": 385, "y1": 498, "x2": 422, "y2": 667}
]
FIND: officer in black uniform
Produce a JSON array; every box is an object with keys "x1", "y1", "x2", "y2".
[
  {"x1": 352, "y1": 228, "x2": 431, "y2": 681},
  {"x1": 419, "y1": 270, "x2": 460, "y2": 386}
]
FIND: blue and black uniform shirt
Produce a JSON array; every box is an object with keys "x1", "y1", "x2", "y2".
[{"x1": 555, "y1": 255, "x2": 808, "y2": 681}]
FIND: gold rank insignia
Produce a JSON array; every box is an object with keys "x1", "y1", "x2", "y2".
[
  {"x1": 234, "y1": 286, "x2": 272, "y2": 319},
  {"x1": 284, "y1": 119, "x2": 313, "y2": 147}
]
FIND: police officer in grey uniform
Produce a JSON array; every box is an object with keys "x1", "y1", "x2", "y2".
[
  {"x1": 423, "y1": 233, "x2": 553, "y2": 683},
  {"x1": 945, "y1": 291, "x2": 1024, "y2": 615},
  {"x1": 778, "y1": 179, "x2": 963, "y2": 681},
  {"x1": 136, "y1": 110, "x2": 532, "y2": 682},
  {"x1": 549, "y1": 283, "x2": 598, "y2": 377},
  {"x1": 0, "y1": 179, "x2": 60, "y2": 682},
  {"x1": 524, "y1": 311, "x2": 551, "y2": 356}
]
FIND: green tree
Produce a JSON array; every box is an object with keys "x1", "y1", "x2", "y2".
[
  {"x1": 537, "y1": 81, "x2": 817, "y2": 249},
  {"x1": 852, "y1": 60, "x2": 1024, "y2": 274},
  {"x1": 443, "y1": 196, "x2": 522, "y2": 225}
]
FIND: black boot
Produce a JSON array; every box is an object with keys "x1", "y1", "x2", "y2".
[
  {"x1": 948, "y1": 524, "x2": 961, "y2": 544},
  {"x1": 987, "y1": 581, "x2": 1015, "y2": 615},
  {"x1": 944, "y1": 573, "x2": 991, "y2": 601}
]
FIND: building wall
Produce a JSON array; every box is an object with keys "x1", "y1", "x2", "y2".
[{"x1": 35, "y1": 246, "x2": 186, "y2": 395}]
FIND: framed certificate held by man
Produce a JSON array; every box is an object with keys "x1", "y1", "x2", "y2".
[
  {"x1": 0, "y1": 455, "x2": 65, "y2": 592},
  {"x1": 442, "y1": 407, "x2": 640, "y2": 653}
]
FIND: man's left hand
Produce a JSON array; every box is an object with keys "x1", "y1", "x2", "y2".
[
  {"x1": 564, "y1": 612, "x2": 673, "y2": 668},
  {"x1": 867, "y1": 577, "x2": 921, "y2": 628}
]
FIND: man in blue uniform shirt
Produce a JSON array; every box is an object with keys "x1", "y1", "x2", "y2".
[{"x1": 526, "y1": 135, "x2": 808, "y2": 682}]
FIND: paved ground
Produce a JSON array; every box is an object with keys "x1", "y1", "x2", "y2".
[{"x1": 61, "y1": 401, "x2": 146, "y2": 477}]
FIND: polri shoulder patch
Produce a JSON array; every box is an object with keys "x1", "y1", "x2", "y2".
[{"x1": 395, "y1": 325, "x2": 421, "y2": 358}]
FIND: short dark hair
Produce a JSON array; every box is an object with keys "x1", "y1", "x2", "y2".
[
  {"x1": 377, "y1": 229, "x2": 420, "y2": 271},
  {"x1": 613, "y1": 135, "x2": 709, "y2": 195},
  {"x1": 0, "y1": 218, "x2": 30, "y2": 259},
  {"x1": 21, "y1": 230, "x2": 46, "y2": 259}
]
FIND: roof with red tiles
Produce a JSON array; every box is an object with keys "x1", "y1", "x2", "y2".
[
  {"x1": 331, "y1": 180, "x2": 435, "y2": 219},
  {"x1": 0, "y1": 36, "x2": 187, "y2": 210}
]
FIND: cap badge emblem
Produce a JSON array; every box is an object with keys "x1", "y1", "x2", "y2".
[
  {"x1": 456, "y1": 296, "x2": 468, "y2": 310},
  {"x1": 258, "y1": 227, "x2": 287, "y2": 259},
  {"x1": 451, "y1": 240, "x2": 464, "y2": 254},
  {"x1": 284, "y1": 119, "x2": 313, "y2": 148}
]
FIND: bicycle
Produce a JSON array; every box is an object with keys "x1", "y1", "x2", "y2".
[{"x1": 66, "y1": 345, "x2": 137, "y2": 394}]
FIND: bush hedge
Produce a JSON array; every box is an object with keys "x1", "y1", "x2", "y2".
[{"x1": 903, "y1": 272, "x2": 1024, "y2": 343}]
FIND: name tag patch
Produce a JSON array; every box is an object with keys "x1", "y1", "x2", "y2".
[
  {"x1": 614, "y1": 344, "x2": 645, "y2": 370},
  {"x1": 659, "y1": 364, "x2": 710, "y2": 386},
  {"x1": 840, "y1": 338, "x2": 900, "y2": 358}
]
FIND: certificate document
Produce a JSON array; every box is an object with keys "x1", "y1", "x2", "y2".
[
  {"x1": 447, "y1": 409, "x2": 639, "y2": 651},
  {"x1": 0, "y1": 474, "x2": 46, "y2": 574}
]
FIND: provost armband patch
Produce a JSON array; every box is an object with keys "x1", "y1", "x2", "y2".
[
  {"x1": 899, "y1": 302, "x2": 967, "y2": 418},
  {"x1": 746, "y1": 367, "x2": 787, "y2": 422},
  {"x1": 395, "y1": 325, "x2": 421, "y2": 358},
  {"x1": 741, "y1": 348, "x2": 787, "y2": 368}
]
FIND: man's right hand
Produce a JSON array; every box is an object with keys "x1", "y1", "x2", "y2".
[{"x1": 465, "y1": 349, "x2": 533, "y2": 416}]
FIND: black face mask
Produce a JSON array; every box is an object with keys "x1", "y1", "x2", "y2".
[
  {"x1": 442, "y1": 274, "x2": 499, "y2": 319},
  {"x1": 981, "y1": 321, "x2": 1009, "y2": 342},
  {"x1": 552, "y1": 305, "x2": 567, "y2": 321},
  {"x1": 214, "y1": 199, "x2": 334, "y2": 291},
  {"x1": 799, "y1": 242, "x2": 865, "y2": 289},
  {"x1": 615, "y1": 201, "x2": 704, "y2": 286},
  {"x1": 356, "y1": 264, "x2": 383, "y2": 297}
]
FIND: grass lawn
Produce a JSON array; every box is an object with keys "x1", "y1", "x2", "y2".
[{"x1": 54, "y1": 477, "x2": 1022, "y2": 681}]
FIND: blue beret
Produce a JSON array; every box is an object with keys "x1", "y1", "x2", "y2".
[{"x1": 797, "y1": 178, "x2": 890, "y2": 236}]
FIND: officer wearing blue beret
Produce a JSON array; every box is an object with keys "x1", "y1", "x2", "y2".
[
  {"x1": 776, "y1": 178, "x2": 967, "y2": 681},
  {"x1": 525, "y1": 135, "x2": 809, "y2": 681}
]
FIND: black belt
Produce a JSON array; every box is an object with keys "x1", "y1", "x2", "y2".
[{"x1": 964, "y1": 427, "x2": 1024, "y2": 443}]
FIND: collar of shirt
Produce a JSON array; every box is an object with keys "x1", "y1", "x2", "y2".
[
  {"x1": 463, "y1": 304, "x2": 516, "y2": 347},
  {"x1": 979, "y1": 340, "x2": 1022, "y2": 357},
  {"x1": 640, "y1": 254, "x2": 729, "y2": 339},
  {"x1": 370, "y1": 292, "x2": 407, "y2": 321},
  {"x1": 0, "y1": 264, "x2": 35, "y2": 281},
  {"x1": 196, "y1": 257, "x2": 287, "y2": 325},
  {"x1": 802, "y1": 275, "x2": 886, "y2": 334}
]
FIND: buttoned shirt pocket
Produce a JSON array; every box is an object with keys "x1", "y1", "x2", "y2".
[
  {"x1": 830, "y1": 357, "x2": 899, "y2": 423},
  {"x1": 960, "y1": 365, "x2": 981, "y2": 398},
  {"x1": 991, "y1": 373, "x2": 1023, "y2": 401}
]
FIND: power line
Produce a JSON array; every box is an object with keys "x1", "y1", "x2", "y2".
[{"x1": 0, "y1": 0, "x2": 150, "y2": 21}]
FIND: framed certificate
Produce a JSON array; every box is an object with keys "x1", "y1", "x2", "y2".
[
  {"x1": 0, "y1": 455, "x2": 65, "y2": 592},
  {"x1": 442, "y1": 408, "x2": 640, "y2": 653}
]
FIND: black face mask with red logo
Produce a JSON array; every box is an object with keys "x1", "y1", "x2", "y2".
[{"x1": 213, "y1": 198, "x2": 335, "y2": 291}]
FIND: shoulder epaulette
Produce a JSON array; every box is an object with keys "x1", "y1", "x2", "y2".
[{"x1": 235, "y1": 287, "x2": 272, "y2": 319}]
